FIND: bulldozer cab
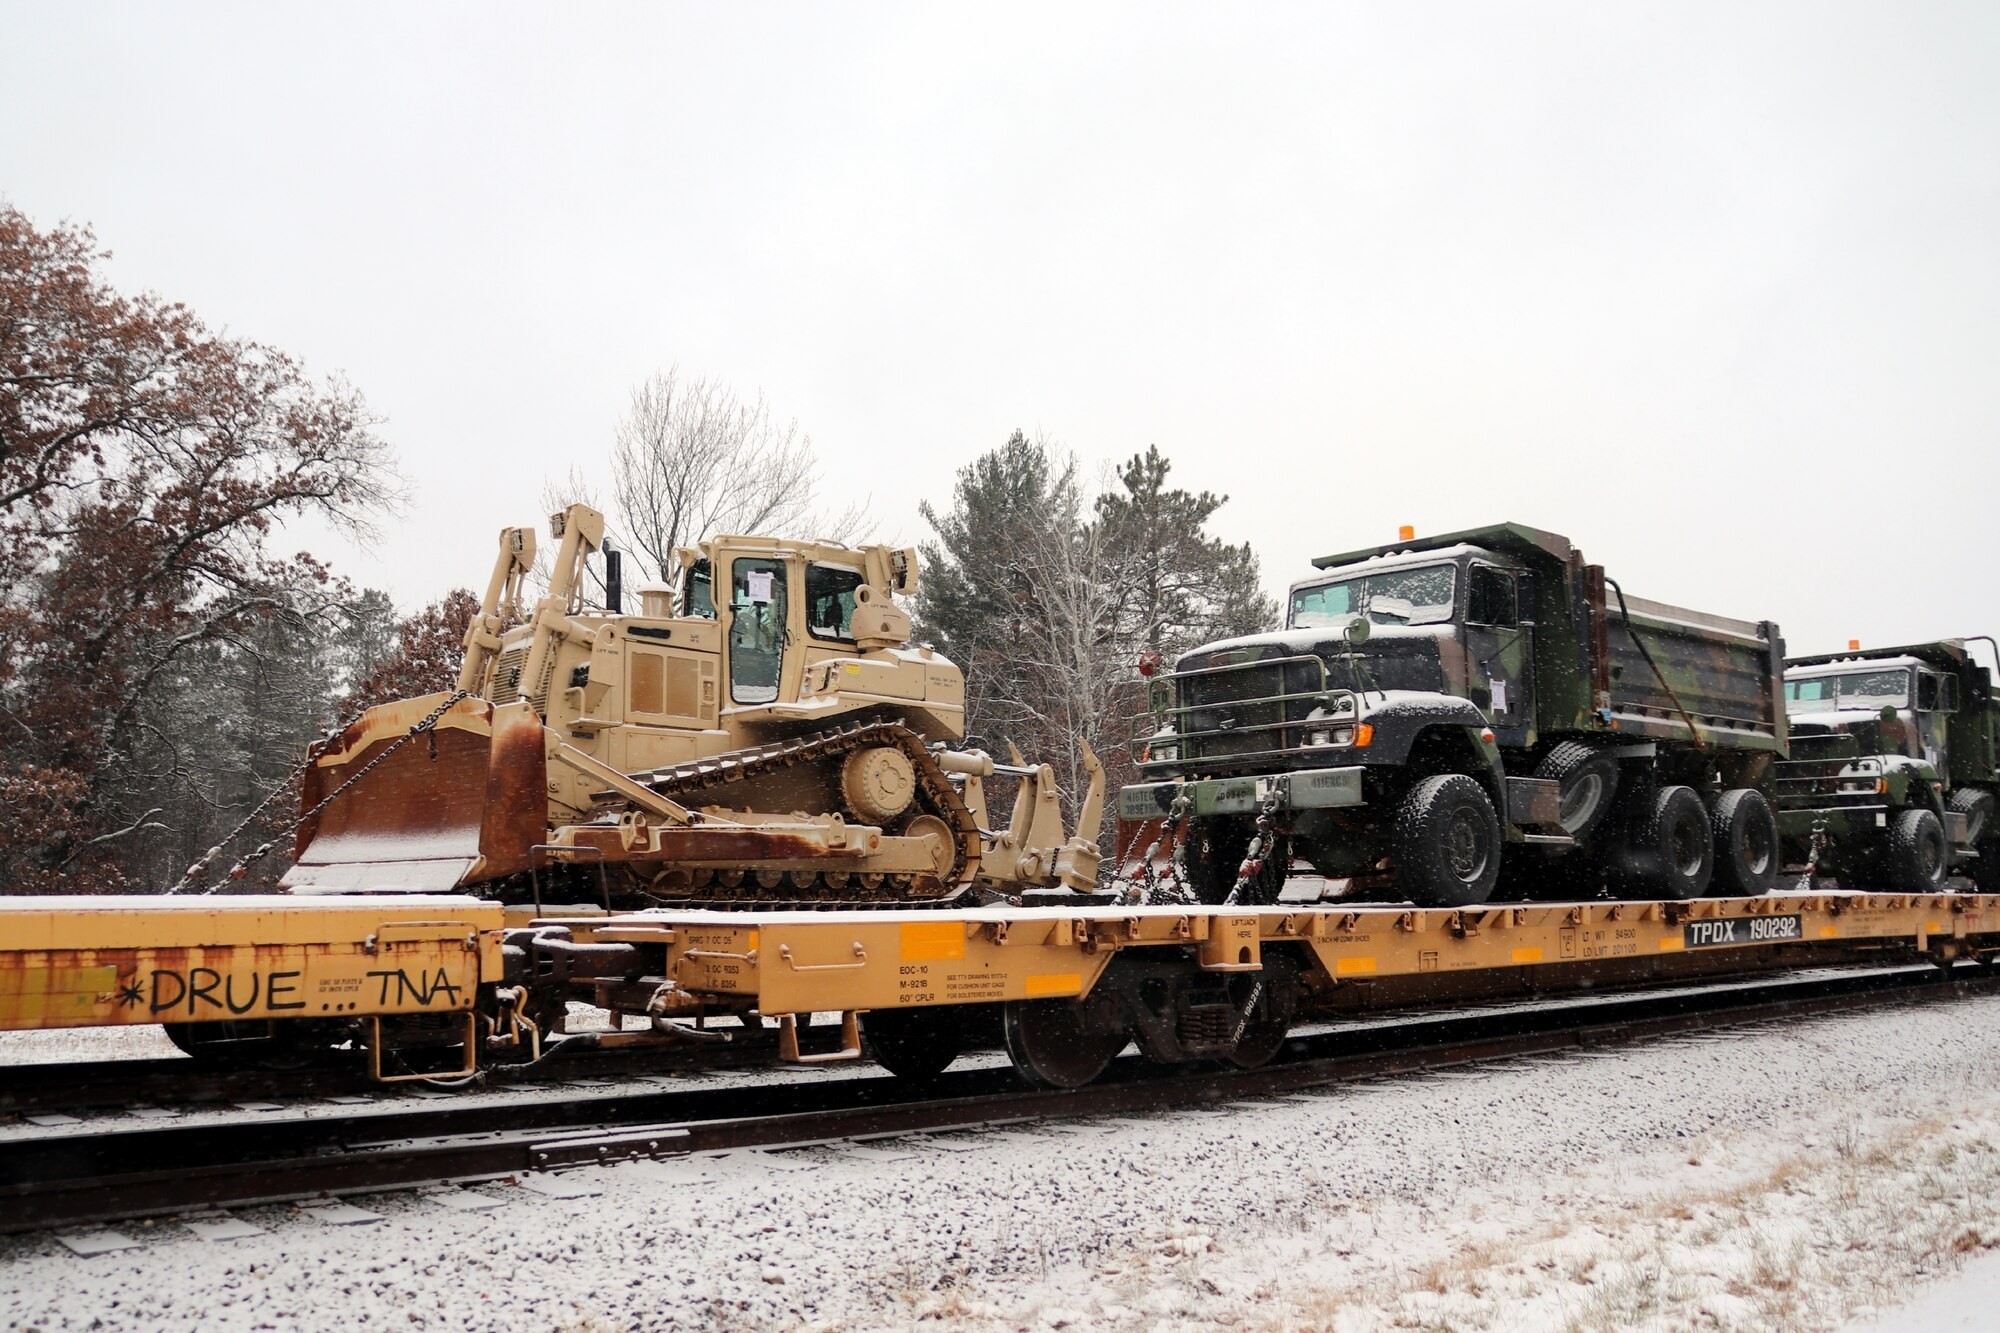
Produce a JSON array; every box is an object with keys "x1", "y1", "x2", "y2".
[{"x1": 671, "y1": 536, "x2": 919, "y2": 713}]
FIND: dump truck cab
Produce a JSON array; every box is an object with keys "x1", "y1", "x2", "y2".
[
  {"x1": 1121, "y1": 523, "x2": 1786, "y2": 909},
  {"x1": 1777, "y1": 639, "x2": 2000, "y2": 889}
]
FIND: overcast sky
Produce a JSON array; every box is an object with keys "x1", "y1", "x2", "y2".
[{"x1": 4, "y1": 2, "x2": 1997, "y2": 659}]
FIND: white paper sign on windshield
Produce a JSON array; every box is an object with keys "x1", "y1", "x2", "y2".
[
  {"x1": 747, "y1": 570, "x2": 774, "y2": 603},
  {"x1": 1490, "y1": 679, "x2": 1508, "y2": 714}
]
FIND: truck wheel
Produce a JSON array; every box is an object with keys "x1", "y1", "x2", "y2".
[
  {"x1": 1616, "y1": 786, "x2": 1713, "y2": 900},
  {"x1": 1179, "y1": 817, "x2": 1250, "y2": 905},
  {"x1": 1885, "y1": 808, "x2": 1948, "y2": 892},
  {"x1": 1947, "y1": 789, "x2": 1995, "y2": 856},
  {"x1": 1533, "y1": 742, "x2": 1620, "y2": 841},
  {"x1": 1973, "y1": 834, "x2": 2000, "y2": 893},
  {"x1": 1708, "y1": 788, "x2": 1778, "y2": 897},
  {"x1": 1393, "y1": 774, "x2": 1501, "y2": 907}
]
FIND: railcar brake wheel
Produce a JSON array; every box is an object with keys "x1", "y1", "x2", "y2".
[{"x1": 1003, "y1": 997, "x2": 1126, "y2": 1089}]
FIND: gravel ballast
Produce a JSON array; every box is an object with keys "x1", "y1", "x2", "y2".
[{"x1": 6, "y1": 996, "x2": 2000, "y2": 1330}]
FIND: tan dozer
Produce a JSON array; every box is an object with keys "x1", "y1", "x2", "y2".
[{"x1": 284, "y1": 505, "x2": 1103, "y2": 907}]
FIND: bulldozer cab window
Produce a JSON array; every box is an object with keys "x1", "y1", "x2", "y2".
[
  {"x1": 683, "y1": 560, "x2": 716, "y2": 618},
  {"x1": 805, "y1": 563, "x2": 865, "y2": 643},
  {"x1": 728, "y1": 558, "x2": 788, "y2": 703}
]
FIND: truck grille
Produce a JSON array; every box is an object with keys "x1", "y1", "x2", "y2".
[{"x1": 1140, "y1": 654, "x2": 1341, "y2": 770}]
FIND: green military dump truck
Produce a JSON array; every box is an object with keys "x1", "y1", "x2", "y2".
[
  {"x1": 1776, "y1": 639, "x2": 2000, "y2": 892},
  {"x1": 1119, "y1": 523, "x2": 1788, "y2": 908}
]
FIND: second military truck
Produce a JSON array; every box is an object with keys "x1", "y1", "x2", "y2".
[
  {"x1": 1120, "y1": 523, "x2": 1787, "y2": 907},
  {"x1": 1777, "y1": 638, "x2": 2000, "y2": 891}
]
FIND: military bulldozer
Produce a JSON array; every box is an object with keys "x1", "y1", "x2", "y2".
[{"x1": 284, "y1": 505, "x2": 1102, "y2": 907}]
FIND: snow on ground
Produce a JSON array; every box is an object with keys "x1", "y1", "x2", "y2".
[
  {"x1": 7, "y1": 998, "x2": 2000, "y2": 1330},
  {"x1": 0, "y1": 1022, "x2": 182, "y2": 1065},
  {"x1": 1846, "y1": 1242, "x2": 2000, "y2": 1331}
]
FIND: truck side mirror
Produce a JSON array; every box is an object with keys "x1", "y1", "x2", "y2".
[{"x1": 1345, "y1": 617, "x2": 1372, "y2": 647}]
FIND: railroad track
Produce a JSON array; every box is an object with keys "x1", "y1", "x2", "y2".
[
  {"x1": 5, "y1": 963, "x2": 1995, "y2": 1236},
  {"x1": 0, "y1": 1024, "x2": 827, "y2": 1118}
]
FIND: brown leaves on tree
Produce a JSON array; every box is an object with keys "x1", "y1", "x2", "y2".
[
  {"x1": 1, "y1": 206, "x2": 397, "y2": 892},
  {"x1": 342, "y1": 589, "x2": 481, "y2": 716}
]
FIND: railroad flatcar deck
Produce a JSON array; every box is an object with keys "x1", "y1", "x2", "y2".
[
  {"x1": 579, "y1": 890, "x2": 1998, "y2": 1020},
  {"x1": 7, "y1": 888, "x2": 1995, "y2": 1087}
]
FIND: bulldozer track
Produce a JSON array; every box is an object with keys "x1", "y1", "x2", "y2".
[{"x1": 616, "y1": 721, "x2": 984, "y2": 908}]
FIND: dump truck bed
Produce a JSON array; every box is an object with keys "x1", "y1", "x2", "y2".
[{"x1": 1604, "y1": 592, "x2": 1785, "y2": 751}]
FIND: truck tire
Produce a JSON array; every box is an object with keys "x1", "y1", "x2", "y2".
[
  {"x1": 1533, "y1": 742, "x2": 1620, "y2": 841},
  {"x1": 1975, "y1": 842, "x2": 2000, "y2": 893},
  {"x1": 1498, "y1": 846, "x2": 1606, "y2": 902},
  {"x1": 1179, "y1": 817, "x2": 1250, "y2": 905},
  {"x1": 1885, "y1": 807, "x2": 1948, "y2": 892},
  {"x1": 1947, "y1": 788, "x2": 1995, "y2": 853},
  {"x1": 1708, "y1": 788, "x2": 1778, "y2": 897},
  {"x1": 1614, "y1": 785, "x2": 1713, "y2": 900},
  {"x1": 1393, "y1": 773, "x2": 1501, "y2": 908}
]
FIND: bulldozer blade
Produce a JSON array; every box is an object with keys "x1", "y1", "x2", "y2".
[{"x1": 284, "y1": 694, "x2": 546, "y2": 894}]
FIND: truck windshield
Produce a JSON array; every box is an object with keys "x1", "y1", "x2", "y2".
[
  {"x1": 1290, "y1": 564, "x2": 1456, "y2": 629},
  {"x1": 1784, "y1": 669, "x2": 1910, "y2": 711}
]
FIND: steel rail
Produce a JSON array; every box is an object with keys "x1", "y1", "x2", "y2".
[
  {"x1": 0, "y1": 1026, "x2": 806, "y2": 1117},
  {"x1": 4, "y1": 965, "x2": 1994, "y2": 1235}
]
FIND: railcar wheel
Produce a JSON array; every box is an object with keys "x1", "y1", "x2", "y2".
[
  {"x1": 1709, "y1": 788, "x2": 1778, "y2": 897},
  {"x1": 1886, "y1": 808, "x2": 1948, "y2": 892},
  {"x1": 1003, "y1": 997, "x2": 1126, "y2": 1089},
  {"x1": 163, "y1": 1020, "x2": 316, "y2": 1070},
  {"x1": 1224, "y1": 956, "x2": 1298, "y2": 1070},
  {"x1": 863, "y1": 1008, "x2": 964, "y2": 1080}
]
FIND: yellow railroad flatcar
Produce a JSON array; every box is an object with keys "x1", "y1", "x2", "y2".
[{"x1": 0, "y1": 894, "x2": 503, "y2": 1080}]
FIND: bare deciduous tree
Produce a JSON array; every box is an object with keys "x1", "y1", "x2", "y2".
[{"x1": 608, "y1": 368, "x2": 865, "y2": 582}]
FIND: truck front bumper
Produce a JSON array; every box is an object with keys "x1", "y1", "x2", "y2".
[{"x1": 1117, "y1": 766, "x2": 1366, "y2": 821}]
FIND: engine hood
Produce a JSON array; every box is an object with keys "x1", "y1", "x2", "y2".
[
  {"x1": 1175, "y1": 623, "x2": 1457, "y2": 672},
  {"x1": 1788, "y1": 708, "x2": 1891, "y2": 734}
]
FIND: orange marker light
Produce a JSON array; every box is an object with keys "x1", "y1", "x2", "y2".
[
  {"x1": 1353, "y1": 724, "x2": 1375, "y2": 748},
  {"x1": 1848, "y1": 639, "x2": 1861, "y2": 651},
  {"x1": 1398, "y1": 525, "x2": 1415, "y2": 541}
]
